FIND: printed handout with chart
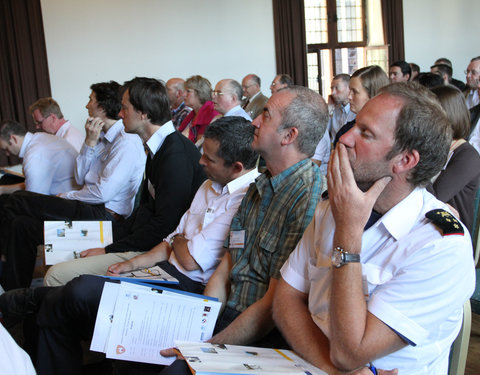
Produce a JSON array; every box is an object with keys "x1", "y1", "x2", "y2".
[
  {"x1": 90, "y1": 281, "x2": 221, "y2": 365},
  {"x1": 44, "y1": 220, "x2": 113, "y2": 265}
]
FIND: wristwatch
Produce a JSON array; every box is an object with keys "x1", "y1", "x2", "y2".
[{"x1": 331, "y1": 246, "x2": 360, "y2": 268}]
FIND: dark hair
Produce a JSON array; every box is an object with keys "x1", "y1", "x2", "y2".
[
  {"x1": 0, "y1": 120, "x2": 27, "y2": 141},
  {"x1": 431, "y1": 85, "x2": 470, "y2": 140},
  {"x1": 435, "y1": 57, "x2": 452, "y2": 68},
  {"x1": 381, "y1": 82, "x2": 452, "y2": 187},
  {"x1": 333, "y1": 73, "x2": 350, "y2": 83},
  {"x1": 90, "y1": 81, "x2": 122, "y2": 120},
  {"x1": 471, "y1": 56, "x2": 480, "y2": 63},
  {"x1": 278, "y1": 85, "x2": 329, "y2": 157},
  {"x1": 390, "y1": 60, "x2": 412, "y2": 79},
  {"x1": 204, "y1": 116, "x2": 258, "y2": 169},
  {"x1": 352, "y1": 65, "x2": 389, "y2": 99},
  {"x1": 123, "y1": 77, "x2": 171, "y2": 125},
  {"x1": 29, "y1": 97, "x2": 64, "y2": 119},
  {"x1": 430, "y1": 63, "x2": 453, "y2": 80},
  {"x1": 278, "y1": 74, "x2": 293, "y2": 86},
  {"x1": 410, "y1": 63, "x2": 420, "y2": 74},
  {"x1": 417, "y1": 72, "x2": 445, "y2": 89}
]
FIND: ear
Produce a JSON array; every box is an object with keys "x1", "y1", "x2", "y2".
[
  {"x1": 280, "y1": 127, "x2": 299, "y2": 146},
  {"x1": 231, "y1": 161, "x2": 244, "y2": 174},
  {"x1": 392, "y1": 149, "x2": 420, "y2": 175},
  {"x1": 10, "y1": 134, "x2": 20, "y2": 146}
]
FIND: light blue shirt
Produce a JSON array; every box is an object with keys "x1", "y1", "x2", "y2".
[
  {"x1": 19, "y1": 132, "x2": 79, "y2": 195},
  {"x1": 59, "y1": 120, "x2": 146, "y2": 217},
  {"x1": 224, "y1": 105, "x2": 252, "y2": 121},
  {"x1": 328, "y1": 102, "x2": 356, "y2": 140}
]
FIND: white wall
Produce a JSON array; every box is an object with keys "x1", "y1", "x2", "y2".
[
  {"x1": 403, "y1": 0, "x2": 480, "y2": 81},
  {"x1": 40, "y1": 0, "x2": 276, "y2": 131}
]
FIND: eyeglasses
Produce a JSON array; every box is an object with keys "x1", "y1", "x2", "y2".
[
  {"x1": 465, "y1": 70, "x2": 479, "y2": 76},
  {"x1": 271, "y1": 82, "x2": 277, "y2": 87},
  {"x1": 212, "y1": 90, "x2": 226, "y2": 96},
  {"x1": 33, "y1": 114, "x2": 50, "y2": 126}
]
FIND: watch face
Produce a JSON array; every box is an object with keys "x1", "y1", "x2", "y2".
[{"x1": 331, "y1": 249, "x2": 343, "y2": 267}]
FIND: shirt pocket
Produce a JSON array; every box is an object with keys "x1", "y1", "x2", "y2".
[{"x1": 361, "y1": 263, "x2": 393, "y2": 299}]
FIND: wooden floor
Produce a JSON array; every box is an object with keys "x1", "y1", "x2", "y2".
[{"x1": 466, "y1": 312, "x2": 480, "y2": 375}]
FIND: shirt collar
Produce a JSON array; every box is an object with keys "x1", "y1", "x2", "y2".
[
  {"x1": 210, "y1": 168, "x2": 260, "y2": 195},
  {"x1": 341, "y1": 102, "x2": 351, "y2": 113},
  {"x1": 103, "y1": 120, "x2": 124, "y2": 144},
  {"x1": 224, "y1": 105, "x2": 242, "y2": 117},
  {"x1": 372, "y1": 187, "x2": 424, "y2": 240},
  {"x1": 172, "y1": 102, "x2": 186, "y2": 114},
  {"x1": 256, "y1": 158, "x2": 311, "y2": 195},
  {"x1": 55, "y1": 121, "x2": 71, "y2": 138},
  {"x1": 146, "y1": 120, "x2": 175, "y2": 156},
  {"x1": 18, "y1": 132, "x2": 33, "y2": 158}
]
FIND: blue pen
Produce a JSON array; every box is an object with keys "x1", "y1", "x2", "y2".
[{"x1": 369, "y1": 363, "x2": 378, "y2": 375}]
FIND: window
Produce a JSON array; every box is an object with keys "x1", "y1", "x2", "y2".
[{"x1": 305, "y1": 0, "x2": 388, "y2": 97}]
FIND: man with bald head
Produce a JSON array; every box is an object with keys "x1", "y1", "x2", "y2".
[
  {"x1": 166, "y1": 78, "x2": 191, "y2": 129},
  {"x1": 241, "y1": 74, "x2": 268, "y2": 119},
  {"x1": 212, "y1": 79, "x2": 251, "y2": 120}
]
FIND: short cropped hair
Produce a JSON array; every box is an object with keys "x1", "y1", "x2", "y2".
[
  {"x1": 185, "y1": 75, "x2": 213, "y2": 104},
  {"x1": 352, "y1": 65, "x2": 389, "y2": 99},
  {"x1": 333, "y1": 73, "x2": 350, "y2": 84},
  {"x1": 29, "y1": 97, "x2": 64, "y2": 119},
  {"x1": 417, "y1": 72, "x2": 444, "y2": 89},
  {"x1": 278, "y1": 74, "x2": 293, "y2": 86},
  {"x1": 204, "y1": 116, "x2": 258, "y2": 169},
  {"x1": 410, "y1": 63, "x2": 420, "y2": 75},
  {"x1": 278, "y1": 85, "x2": 329, "y2": 157},
  {"x1": 435, "y1": 58, "x2": 452, "y2": 68},
  {"x1": 90, "y1": 81, "x2": 122, "y2": 120},
  {"x1": 430, "y1": 63, "x2": 453, "y2": 80},
  {"x1": 390, "y1": 60, "x2": 412, "y2": 78},
  {"x1": 0, "y1": 120, "x2": 27, "y2": 142},
  {"x1": 381, "y1": 82, "x2": 452, "y2": 187},
  {"x1": 123, "y1": 77, "x2": 171, "y2": 125},
  {"x1": 225, "y1": 80, "x2": 244, "y2": 103},
  {"x1": 431, "y1": 85, "x2": 470, "y2": 140}
]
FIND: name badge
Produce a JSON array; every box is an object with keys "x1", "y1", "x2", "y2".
[
  {"x1": 229, "y1": 230, "x2": 245, "y2": 248},
  {"x1": 148, "y1": 179, "x2": 155, "y2": 199},
  {"x1": 203, "y1": 208, "x2": 215, "y2": 228}
]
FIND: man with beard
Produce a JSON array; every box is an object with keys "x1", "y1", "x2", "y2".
[{"x1": 273, "y1": 82, "x2": 475, "y2": 374}]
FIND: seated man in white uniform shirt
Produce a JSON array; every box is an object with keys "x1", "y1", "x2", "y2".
[
  {"x1": 0, "y1": 81, "x2": 146, "y2": 291},
  {"x1": 106, "y1": 116, "x2": 259, "y2": 289},
  {"x1": 30, "y1": 97, "x2": 84, "y2": 152},
  {"x1": 274, "y1": 82, "x2": 475, "y2": 375},
  {"x1": 0, "y1": 119, "x2": 78, "y2": 196}
]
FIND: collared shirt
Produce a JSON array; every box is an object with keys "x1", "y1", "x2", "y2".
[
  {"x1": 19, "y1": 132, "x2": 79, "y2": 195},
  {"x1": 466, "y1": 89, "x2": 479, "y2": 109},
  {"x1": 312, "y1": 131, "x2": 331, "y2": 176},
  {"x1": 171, "y1": 102, "x2": 192, "y2": 130},
  {"x1": 146, "y1": 120, "x2": 176, "y2": 156},
  {"x1": 55, "y1": 120, "x2": 84, "y2": 152},
  {"x1": 59, "y1": 120, "x2": 146, "y2": 217},
  {"x1": 469, "y1": 117, "x2": 480, "y2": 155},
  {"x1": 281, "y1": 188, "x2": 475, "y2": 375},
  {"x1": 224, "y1": 105, "x2": 252, "y2": 121},
  {"x1": 226, "y1": 159, "x2": 322, "y2": 312},
  {"x1": 328, "y1": 103, "x2": 356, "y2": 140},
  {"x1": 166, "y1": 168, "x2": 260, "y2": 284}
]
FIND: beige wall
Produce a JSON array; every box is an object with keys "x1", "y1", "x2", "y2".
[{"x1": 40, "y1": 0, "x2": 276, "y2": 131}]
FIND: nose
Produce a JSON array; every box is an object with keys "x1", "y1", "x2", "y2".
[
  {"x1": 347, "y1": 90, "x2": 353, "y2": 102},
  {"x1": 338, "y1": 126, "x2": 355, "y2": 148},
  {"x1": 118, "y1": 109, "x2": 124, "y2": 119},
  {"x1": 199, "y1": 154, "x2": 207, "y2": 167},
  {"x1": 252, "y1": 115, "x2": 261, "y2": 128}
]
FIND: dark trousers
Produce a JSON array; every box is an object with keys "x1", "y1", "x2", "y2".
[
  {"x1": 0, "y1": 191, "x2": 113, "y2": 290},
  {"x1": 34, "y1": 265, "x2": 204, "y2": 375}
]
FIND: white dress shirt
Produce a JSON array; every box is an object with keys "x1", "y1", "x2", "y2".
[
  {"x1": 55, "y1": 120, "x2": 84, "y2": 152},
  {"x1": 328, "y1": 102, "x2": 356, "y2": 140},
  {"x1": 465, "y1": 89, "x2": 479, "y2": 109},
  {"x1": 224, "y1": 105, "x2": 252, "y2": 121},
  {"x1": 166, "y1": 168, "x2": 260, "y2": 284},
  {"x1": 0, "y1": 324, "x2": 35, "y2": 375},
  {"x1": 468, "y1": 117, "x2": 480, "y2": 155},
  {"x1": 59, "y1": 120, "x2": 146, "y2": 217},
  {"x1": 281, "y1": 188, "x2": 475, "y2": 375},
  {"x1": 312, "y1": 131, "x2": 331, "y2": 176},
  {"x1": 19, "y1": 132, "x2": 79, "y2": 195}
]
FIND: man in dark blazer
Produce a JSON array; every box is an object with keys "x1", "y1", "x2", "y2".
[
  {"x1": 44, "y1": 77, "x2": 206, "y2": 284},
  {"x1": 241, "y1": 74, "x2": 268, "y2": 120}
]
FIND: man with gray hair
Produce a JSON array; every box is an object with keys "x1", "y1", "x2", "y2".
[
  {"x1": 241, "y1": 74, "x2": 268, "y2": 119},
  {"x1": 465, "y1": 56, "x2": 480, "y2": 109},
  {"x1": 158, "y1": 85, "x2": 328, "y2": 374},
  {"x1": 212, "y1": 79, "x2": 251, "y2": 120},
  {"x1": 274, "y1": 82, "x2": 474, "y2": 374}
]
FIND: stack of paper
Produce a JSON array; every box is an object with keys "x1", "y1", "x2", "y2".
[
  {"x1": 175, "y1": 341, "x2": 327, "y2": 375},
  {"x1": 44, "y1": 220, "x2": 113, "y2": 265},
  {"x1": 91, "y1": 281, "x2": 221, "y2": 365}
]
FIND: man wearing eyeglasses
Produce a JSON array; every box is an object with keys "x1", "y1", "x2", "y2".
[
  {"x1": 212, "y1": 79, "x2": 251, "y2": 121},
  {"x1": 29, "y1": 97, "x2": 84, "y2": 152},
  {"x1": 241, "y1": 74, "x2": 268, "y2": 120},
  {"x1": 465, "y1": 56, "x2": 480, "y2": 109},
  {"x1": 270, "y1": 74, "x2": 293, "y2": 95}
]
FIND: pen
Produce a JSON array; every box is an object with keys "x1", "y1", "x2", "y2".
[{"x1": 369, "y1": 363, "x2": 377, "y2": 375}]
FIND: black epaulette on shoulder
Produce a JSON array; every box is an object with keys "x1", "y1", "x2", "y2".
[
  {"x1": 321, "y1": 190, "x2": 329, "y2": 200},
  {"x1": 425, "y1": 209, "x2": 464, "y2": 236}
]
